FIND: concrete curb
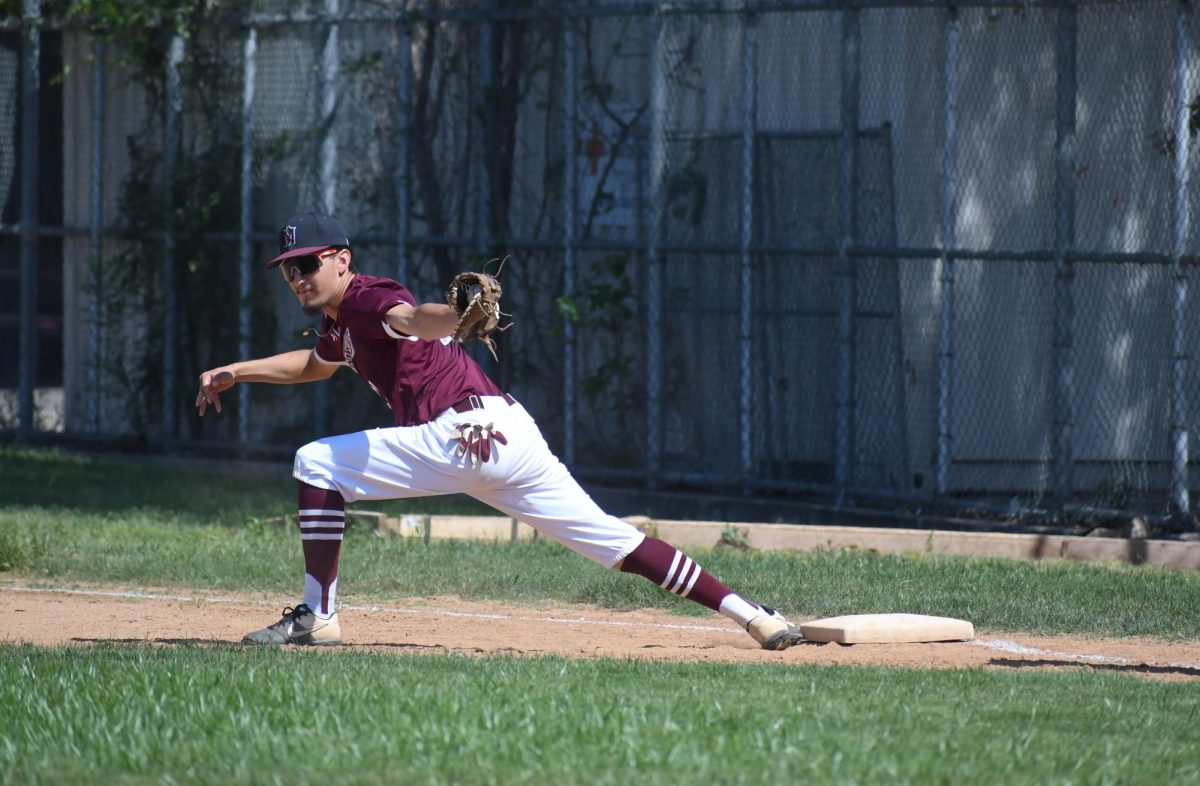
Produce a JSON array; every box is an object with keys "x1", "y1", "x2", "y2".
[
  {"x1": 643, "y1": 519, "x2": 1200, "y2": 572},
  {"x1": 353, "y1": 512, "x2": 1200, "y2": 572}
]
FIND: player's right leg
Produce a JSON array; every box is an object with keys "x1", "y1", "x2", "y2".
[
  {"x1": 243, "y1": 480, "x2": 345, "y2": 646},
  {"x1": 243, "y1": 427, "x2": 452, "y2": 646}
]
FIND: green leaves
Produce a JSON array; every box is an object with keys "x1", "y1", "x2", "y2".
[{"x1": 555, "y1": 294, "x2": 580, "y2": 322}]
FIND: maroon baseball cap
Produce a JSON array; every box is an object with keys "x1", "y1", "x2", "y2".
[{"x1": 265, "y1": 212, "x2": 351, "y2": 269}]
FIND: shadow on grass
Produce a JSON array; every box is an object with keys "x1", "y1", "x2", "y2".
[
  {"x1": 71, "y1": 637, "x2": 244, "y2": 647},
  {"x1": 70, "y1": 637, "x2": 498, "y2": 655},
  {"x1": 1, "y1": 448, "x2": 292, "y2": 520},
  {"x1": 0, "y1": 447, "x2": 495, "y2": 521},
  {"x1": 989, "y1": 657, "x2": 1200, "y2": 679}
]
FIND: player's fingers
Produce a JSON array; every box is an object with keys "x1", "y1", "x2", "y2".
[
  {"x1": 199, "y1": 385, "x2": 221, "y2": 412},
  {"x1": 481, "y1": 434, "x2": 491, "y2": 463}
]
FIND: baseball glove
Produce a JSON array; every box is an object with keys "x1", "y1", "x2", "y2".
[
  {"x1": 451, "y1": 421, "x2": 508, "y2": 465},
  {"x1": 445, "y1": 271, "x2": 507, "y2": 360}
]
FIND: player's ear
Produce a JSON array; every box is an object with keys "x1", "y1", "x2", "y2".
[{"x1": 336, "y1": 248, "x2": 352, "y2": 274}]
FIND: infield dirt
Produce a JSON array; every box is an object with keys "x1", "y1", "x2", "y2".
[{"x1": 3, "y1": 585, "x2": 1198, "y2": 682}]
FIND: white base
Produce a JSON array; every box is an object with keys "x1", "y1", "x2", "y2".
[{"x1": 800, "y1": 613, "x2": 974, "y2": 644}]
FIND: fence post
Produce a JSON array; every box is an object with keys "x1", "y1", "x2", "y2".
[
  {"x1": 17, "y1": 0, "x2": 40, "y2": 436},
  {"x1": 936, "y1": 7, "x2": 959, "y2": 497},
  {"x1": 162, "y1": 31, "x2": 185, "y2": 444},
  {"x1": 1051, "y1": 3, "x2": 1077, "y2": 511},
  {"x1": 314, "y1": 0, "x2": 339, "y2": 437},
  {"x1": 739, "y1": 11, "x2": 758, "y2": 492},
  {"x1": 562, "y1": 16, "x2": 579, "y2": 468},
  {"x1": 836, "y1": 7, "x2": 860, "y2": 499},
  {"x1": 646, "y1": 9, "x2": 667, "y2": 487},
  {"x1": 88, "y1": 39, "x2": 104, "y2": 434},
  {"x1": 477, "y1": 0, "x2": 495, "y2": 255},
  {"x1": 239, "y1": 25, "x2": 257, "y2": 448},
  {"x1": 1171, "y1": 0, "x2": 1193, "y2": 517},
  {"x1": 395, "y1": 14, "x2": 412, "y2": 284},
  {"x1": 321, "y1": 0, "x2": 339, "y2": 213}
]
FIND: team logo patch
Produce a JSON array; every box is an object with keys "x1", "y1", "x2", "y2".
[
  {"x1": 281, "y1": 224, "x2": 297, "y2": 249},
  {"x1": 342, "y1": 328, "x2": 355, "y2": 366}
]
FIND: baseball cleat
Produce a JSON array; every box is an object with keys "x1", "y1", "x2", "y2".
[
  {"x1": 746, "y1": 607, "x2": 804, "y2": 651},
  {"x1": 242, "y1": 603, "x2": 342, "y2": 646}
]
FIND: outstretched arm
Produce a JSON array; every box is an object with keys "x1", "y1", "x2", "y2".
[
  {"x1": 385, "y1": 302, "x2": 460, "y2": 340},
  {"x1": 195, "y1": 349, "x2": 337, "y2": 416}
]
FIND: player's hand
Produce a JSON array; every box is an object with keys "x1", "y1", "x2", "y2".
[{"x1": 195, "y1": 369, "x2": 235, "y2": 416}]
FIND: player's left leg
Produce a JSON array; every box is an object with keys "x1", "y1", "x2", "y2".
[
  {"x1": 476, "y1": 476, "x2": 800, "y2": 650},
  {"x1": 466, "y1": 407, "x2": 802, "y2": 650},
  {"x1": 616, "y1": 536, "x2": 802, "y2": 650}
]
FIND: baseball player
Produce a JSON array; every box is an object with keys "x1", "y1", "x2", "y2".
[{"x1": 195, "y1": 212, "x2": 803, "y2": 651}]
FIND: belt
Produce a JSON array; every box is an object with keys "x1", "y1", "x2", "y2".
[{"x1": 451, "y1": 393, "x2": 516, "y2": 414}]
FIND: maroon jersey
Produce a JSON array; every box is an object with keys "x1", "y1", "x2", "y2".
[{"x1": 312, "y1": 274, "x2": 503, "y2": 426}]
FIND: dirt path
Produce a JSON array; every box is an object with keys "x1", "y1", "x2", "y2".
[{"x1": 4, "y1": 585, "x2": 1199, "y2": 682}]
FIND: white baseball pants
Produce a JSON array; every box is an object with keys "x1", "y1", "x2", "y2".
[{"x1": 292, "y1": 396, "x2": 645, "y2": 567}]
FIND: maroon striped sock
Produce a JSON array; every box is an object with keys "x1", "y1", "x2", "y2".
[
  {"x1": 619, "y1": 536, "x2": 734, "y2": 612},
  {"x1": 297, "y1": 481, "x2": 344, "y2": 617}
]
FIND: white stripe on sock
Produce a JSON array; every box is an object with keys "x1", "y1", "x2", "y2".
[
  {"x1": 299, "y1": 521, "x2": 345, "y2": 530},
  {"x1": 298, "y1": 509, "x2": 345, "y2": 517},
  {"x1": 669, "y1": 557, "x2": 694, "y2": 594},
  {"x1": 300, "y1": 533, "x2": 344, "y2": 541},
  {"x1": 679, "y1": 563, "x2": 702, "y2": 598},
  {"x1": 660, "y1": 550, "x2": 682, "y2": 589}
]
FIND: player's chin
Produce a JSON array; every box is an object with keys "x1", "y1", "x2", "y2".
[{"x1": 297, "y1": 293, "x2": 324, "y2": 316}]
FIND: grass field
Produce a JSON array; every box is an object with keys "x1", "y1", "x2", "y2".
[
  {"x1": 2, "y1": 447, "x2": 1198, "y2": 639},
  {"x1": 0, "y1": 645, "x2": 1196, "y2": 785},
  {"x1": 3, "y1": 446, "x2": 1200, "y2": 784}
]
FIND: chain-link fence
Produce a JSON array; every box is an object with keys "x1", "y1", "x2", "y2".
[{"x1": 3, "y1": 0, "x2": 1199, "y2": 526}]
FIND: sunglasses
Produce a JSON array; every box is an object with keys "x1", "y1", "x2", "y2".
[{"x1": 281, "y1": 249, "x2": 340, "y2": 282}]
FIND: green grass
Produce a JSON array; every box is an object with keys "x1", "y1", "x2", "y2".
[
  {"x1": 0, "y1": 445, "x2": 493, "y2": 520},
  {"x1": 3, "y1": 449, "x2": 1200, "y2": 785},
  {"x1": 3, "y1": 447, "x2": 1200, "y2": 639},
  {"x1": 1, "y1": 644, "x2": 1197, "y2": 786}
]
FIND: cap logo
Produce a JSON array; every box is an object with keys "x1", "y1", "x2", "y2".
[{"x1": 281, "y1": 225, "x2": 297, "y2": 249}]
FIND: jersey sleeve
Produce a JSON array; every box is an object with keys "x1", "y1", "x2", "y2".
[{"x1": 356, "y1": 278, "x2": 418, "y2": 340}]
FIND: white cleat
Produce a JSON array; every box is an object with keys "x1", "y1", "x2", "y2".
[
  {"x1": 242, "y1": 603, "x2": 342, "y2": 646},
  {"x1": 746, "y1": 607, "x2": 804, "y2": 651}
]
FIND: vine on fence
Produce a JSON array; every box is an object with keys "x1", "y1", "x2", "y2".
[
  {"x1": 49, "y1": 0, "x2": 268, "y2": 439},
  {"x1": 5, "y1": 1, "x2": 671, "y2": 451}
]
